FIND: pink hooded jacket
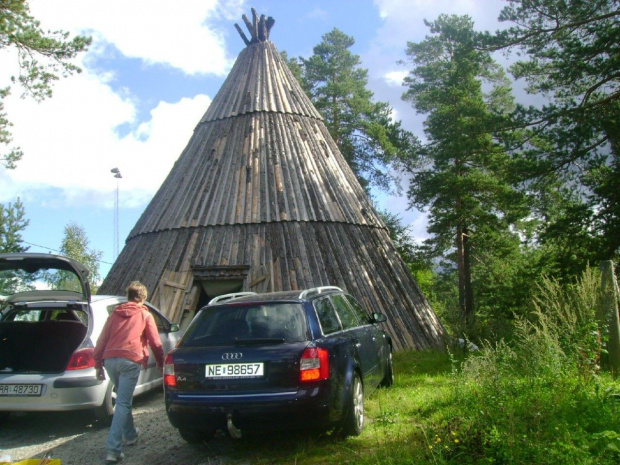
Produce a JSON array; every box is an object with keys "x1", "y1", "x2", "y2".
[{"x1": 93, "y1": 301, "x2": 164, "y2": 369}]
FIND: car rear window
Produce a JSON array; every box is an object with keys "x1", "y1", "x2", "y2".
[
  {"x1": 1, "y1": 308, "x2": 87, "y2": 324},
  {"x1": 181, "y1": 302, "x2": 308, "y2": 347}
]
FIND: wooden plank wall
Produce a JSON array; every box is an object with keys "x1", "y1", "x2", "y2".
[
  {"x1": 199, "y1": 41, "x2": 322, "y2": 122},
  {"x1": 126, "y1": 112, "x2": 384, "y2": 240},
  {"x1": 100, "y1": 221, "x2": 446, "y2": 351}
]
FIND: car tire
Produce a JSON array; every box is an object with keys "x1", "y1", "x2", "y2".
[
  {"x1": 380, "y1": 350, "x2": 394, "y2": 387},
  {"x1": 94, "y1": 381, "x2": 115, "y2": 425},
  {"x1": 338, "y1": 372, "x2": 364, "y2": 437},
  {"x1": 178, "y1": 427, "x2": 216, "y2": 444}
]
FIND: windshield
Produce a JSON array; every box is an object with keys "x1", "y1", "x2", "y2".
[{"x1": 182, "y1": 302, "x2": 308, "y2": 347}]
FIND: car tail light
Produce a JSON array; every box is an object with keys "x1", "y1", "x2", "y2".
[
  {"x1": 66, "y1": 348, "x2": 95, "y2": 371},
  {"x1": 163, "y1": 353, "x2": 176, "y2": 388},
  {"x1": 300, "y1": 347, "x2": 329, "y2": 382}
]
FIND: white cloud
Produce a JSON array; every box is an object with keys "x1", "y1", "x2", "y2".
[
  {"x1": 366, "y1": 0, "x2": 504, "y2": 76},
  {"x1": 0, "y1": 0, "x2": 232, "y2": 208},
  {"x1": 408, "y1": 212, "x2": 430, "y2": 244},
  {"x1": 28, "y1": 0, "x2": 246, "y2": 76},
  {"x1": 384, "y1": 70, "x2": 407, "y2": 87},
  {"x1": 306, "y1": 8, "x2": 330, "y2": 21},
  {"x1": 1, "y1": 69, "x2": 211, "y2": 207},
  {"x1": 374, "y1": 0, "x2": 503, "y2": 32}
]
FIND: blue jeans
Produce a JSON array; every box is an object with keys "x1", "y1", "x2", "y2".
[{"x1": 104, "y1": 358, "x2": 141, "y2": 456}]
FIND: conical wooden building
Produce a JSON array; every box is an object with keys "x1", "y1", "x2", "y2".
[{"x1": 99, "y1": 10, "x2": 445, "y2": 351}]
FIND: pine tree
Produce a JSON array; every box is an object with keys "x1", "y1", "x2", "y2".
[
  {"x1": 402, "y1": 15, "x2": 526, "y2": 331},
  {"x1": 0, "y1": 198, "x2": 30, "y2": 294},
  {"x1": 285, "y1": 28, "x2": 418, "y2": 193},
  {"x1": 486, "y1": 0, "x2": 620, "y2": 265}
]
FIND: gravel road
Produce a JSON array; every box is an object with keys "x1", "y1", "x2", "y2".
[{"x1": 0, "y1": 389, "x2": 238, "y2": 465}]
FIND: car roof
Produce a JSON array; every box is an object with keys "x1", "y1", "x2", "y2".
[
  {"x1": 91, "y1": 295, "x2": 126, "y2": 303},
  {"x1": 211, "y1": 287, "x2": 344, "y2": 306}
]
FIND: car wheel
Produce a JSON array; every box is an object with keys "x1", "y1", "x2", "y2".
[
  {"x1": 338, "y1": 372, "x2": 364, "y2": 437},
  {"x1": 94, "y1": 381, "x2": 115, "y2": 425},
  {"x1": 178, "y1": 427, "x2": 216, "y2": 444},
  {"x1": 380, "y1": 350, "x2": 394, "y2": 387}
]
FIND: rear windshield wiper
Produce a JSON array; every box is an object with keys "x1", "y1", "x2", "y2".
[{"x1": 235, "y1": 337, "x2": 285, "y2": 345}]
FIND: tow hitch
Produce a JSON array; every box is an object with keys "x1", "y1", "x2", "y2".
[{"x1": 227, "y1": 413, "x2": 242, "y2": 439}]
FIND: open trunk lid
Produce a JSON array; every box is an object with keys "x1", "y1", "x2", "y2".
[{"x1": 0, "y1": 253, "x2": 91, "y2": 304}]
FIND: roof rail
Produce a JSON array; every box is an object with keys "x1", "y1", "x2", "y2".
[
  {"x1": 298, "y1": 286, "x2": 343, "y2": 299},
  {"x1": 208, "y1": 292, "x2": 257, "y2": 305}
]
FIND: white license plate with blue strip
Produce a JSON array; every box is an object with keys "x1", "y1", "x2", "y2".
[{"x1": 205, "y1": 363, "x2": 264, "y2": 379}]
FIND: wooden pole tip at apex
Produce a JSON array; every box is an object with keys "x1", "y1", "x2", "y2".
[{"x1": 235, "y1": 9, "x2": 275, "y2": 45}]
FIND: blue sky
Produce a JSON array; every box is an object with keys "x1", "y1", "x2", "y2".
[{"x1": 0, "y1": 0, "x2": 505, "y2": 279}]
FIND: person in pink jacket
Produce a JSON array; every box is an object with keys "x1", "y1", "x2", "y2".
[{"x1": 94, "y1": 281, "x2": 164, "y2": 464}]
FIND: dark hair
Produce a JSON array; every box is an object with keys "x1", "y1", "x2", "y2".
[{"x1": 126, "y1": 281, "x2": 148, "y2": 302}]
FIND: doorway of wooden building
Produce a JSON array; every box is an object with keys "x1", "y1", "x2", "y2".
[{"x1": 179, "y1": 278, "x2": 244, "y2": 330}]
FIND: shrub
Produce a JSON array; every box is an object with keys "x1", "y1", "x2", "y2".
[{"x1": 441, "y1": 266, "x2": 620, "y2": 464}]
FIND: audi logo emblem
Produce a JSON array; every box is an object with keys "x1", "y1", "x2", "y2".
[{"x1": 222, "y1": 353, "x2": 243, "y2": 360}]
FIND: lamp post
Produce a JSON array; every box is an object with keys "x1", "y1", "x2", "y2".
[{"x1": 110, "y1": 168, "x2": 122, "y2": 258}]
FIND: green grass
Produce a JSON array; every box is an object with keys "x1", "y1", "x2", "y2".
[
  {"x1": 222, "y1": 350, "x2": 456, "y2": 464},
  {"x1": 217, "y1": 267, "x2": 620, "y2": 463},
  {"x1": 221, "y1": 349, "x2": 620, "y2": 464}
]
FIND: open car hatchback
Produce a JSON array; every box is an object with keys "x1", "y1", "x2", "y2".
[{"x1": 0, "y1": 253, "x2": 180, "y2": 423}]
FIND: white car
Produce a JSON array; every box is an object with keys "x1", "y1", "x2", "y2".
[{"x1": 0, "y1": 253, "x2": 181, "y2": 424}]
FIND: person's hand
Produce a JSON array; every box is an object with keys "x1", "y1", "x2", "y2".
[{"x1": 96, "y1": 368, "x2": 106, "y2": 380}]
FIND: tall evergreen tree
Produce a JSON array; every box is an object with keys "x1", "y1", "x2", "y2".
[
  {"x1": 486, "y1": 0, "x2": 620, "y2": 266},
  {"x1": 0, "y1": 197, "x2": 28, "y2": 254},
  {"x1": 402, "y1": 15, "x2": 526, "y2": 331},
  {"x1": 285, "y1": 28, "x2": 418, "y2": 193},
  {"x1": 0, "y1": 198, "x2": 30, "y2": 295}
]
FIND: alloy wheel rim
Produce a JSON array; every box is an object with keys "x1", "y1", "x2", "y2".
[{"x1": 353, "y1": 376, "x2": 364, "y2": 429}]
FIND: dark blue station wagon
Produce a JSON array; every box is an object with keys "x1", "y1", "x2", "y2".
[{"x1": 163, "y1": 286, "x2": 394, "y2": 442}]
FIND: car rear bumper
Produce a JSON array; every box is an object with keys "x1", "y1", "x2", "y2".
[
  {"x1": 165, "y1": 387, "x2": 336, "y2": 432},
  {"x1": 0, "y1": 385, "x2": 107, "y2": 411},
  {"x1": 0, "y1": 373, "x2": 107, "y2": 412}
]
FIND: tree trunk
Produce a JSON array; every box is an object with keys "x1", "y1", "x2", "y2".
[
  {"x1": 600, "y1": 260, "x2": 620, "y2": 377},
  {"x1": 457, "y1": 224, "x2": 474, "y2": 331}
]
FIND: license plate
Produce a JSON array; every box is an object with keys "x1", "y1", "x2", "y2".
[
  {"x1": 0, "y1": 384, "x2": 43, "y2": 397},
  {"x1": 205, "y1": 363, "x2": 264, "y2": 379}
]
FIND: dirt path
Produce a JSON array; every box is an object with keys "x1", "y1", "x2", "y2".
[{"x1": 0, "y1": 390, "x2": 237, "y2": 465}]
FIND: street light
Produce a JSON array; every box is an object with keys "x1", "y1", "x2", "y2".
[{"x1": 110, "y1": 168, "x2": 122, "y2": 258}]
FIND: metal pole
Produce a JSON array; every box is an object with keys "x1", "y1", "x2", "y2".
[{"x1": 111, "y1": 168, "x2": 122, "y2": 259}]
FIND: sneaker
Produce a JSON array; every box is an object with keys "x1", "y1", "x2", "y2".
[
  {"x1": 125, "y1": 428, "x2": 140, "y2": 446},
  {"x1": 105, "y1": 452, "x2": 124, "y2": 463}
]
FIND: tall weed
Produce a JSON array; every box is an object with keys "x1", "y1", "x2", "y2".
[
  {"x1": 528, "y1": 266, "x2": 602, "y2": 378},
  {"x1": 444, "y1": 266, "x2": 620, "y2": 464}
]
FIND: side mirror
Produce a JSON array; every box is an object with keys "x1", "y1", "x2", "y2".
[
  {"x1": 170, "y1": 323, "x2": 181, "y2": 333},
  {"x1": 372, "y1": 313, "x2": 387, "y2": 323}
]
